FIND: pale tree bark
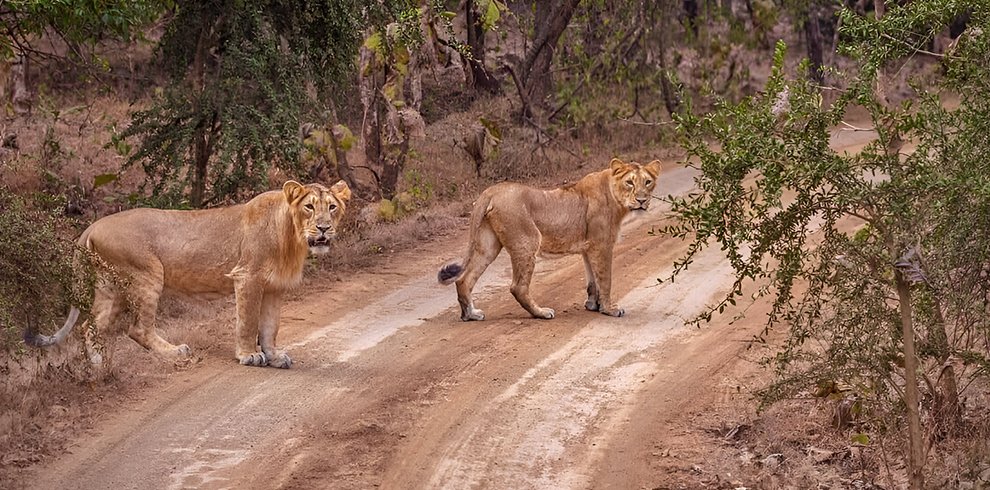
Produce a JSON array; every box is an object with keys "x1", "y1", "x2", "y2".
[
  {"x1": 874, "y1": 2, "x2": 922, "y2": 483},
  {"x1": 10, "y1": 53, "x2": 31, "y2": 115},
  {"x1": 326, "y1": 100, "x2": 368, "y2": 199},
  {"x1": 359, "y1": 30, "x2": 426, "y2": 200},
  {"x1": 359, "y1": 44, "x2": 383, "y2": 187},
  {"x1": 895, "y1": 269, "x2": 925, "y2": 490}
]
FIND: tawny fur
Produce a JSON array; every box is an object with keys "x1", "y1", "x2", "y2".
[
  {"x1": 28, "y1": 180, "x2": 351, "y2": 368},
  {"x1": 439, "y1": 158, "x2": 661, "y2": 321}
]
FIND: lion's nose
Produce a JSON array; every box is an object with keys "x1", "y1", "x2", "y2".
[
  {"x1": 637, "y1": 197, "x2": 649, "y2": 206},
  {"x1": 317, "y1": 224, "x2": 332, "y2": 234}
]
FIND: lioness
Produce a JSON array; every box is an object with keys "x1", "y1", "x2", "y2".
[
  {"x1": 438, "y1": 158, "x2": 661, "y2": 321},
  {"x1": 25, "y1": 180, "x2": 351, "y2": 368}
]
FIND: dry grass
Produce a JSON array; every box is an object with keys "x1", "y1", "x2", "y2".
[{"x1": 3, "y1": 24, "x2": 985, "y2": 490}]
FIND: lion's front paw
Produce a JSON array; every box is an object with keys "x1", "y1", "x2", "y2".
[
  {"x1": 461, "y1": 307, "x2": 485, "y2": 321},
  {"x1": 238, "y1": 352, "x2": 269, "y2": 367},
  {"x1": 600, "y1": 306, "x2": 625, "y2": 317},
  {"x1": 535, "y1": 307, "x2": 556, "y2": 319},
  {"x1": 585, "y1": 298, "x2": 600, "y2": 311},
  {"x1": 268, "y1": 351, "x2": 292, "y2": 369},
  {"x1": 176, "y1": 344, "x2": 192, "y2": 357}
]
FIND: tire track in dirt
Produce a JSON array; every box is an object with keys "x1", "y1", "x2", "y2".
[
  {"x1": 31, "y1": 147, "x2": 881, "y2": 489},
  {"x1": 28, "y1": 164, "x2": 712, "y2": 490}
]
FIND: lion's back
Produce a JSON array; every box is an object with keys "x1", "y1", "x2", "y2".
[{"x1": 82, "y1": 206, "x2": 247, "y2": 294}]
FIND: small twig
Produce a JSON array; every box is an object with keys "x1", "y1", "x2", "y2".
[
  {"x1": 880, "y1": 32, "x2": 947, "y2": 59},
  {"x1": 503, "y1": 62, "x2": 533, "y2": 120},
  {"x1": 839, "y1": 121, "x2": 876, "y2": 132},
  {"x1": 617, "y1": 116, "x2": 676, "y2": 127}
]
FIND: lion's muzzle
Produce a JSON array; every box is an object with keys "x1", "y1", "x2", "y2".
[
  {"x1": 630, "y1": 197, "x2": 651, "y2": 212},
  {"x1": 308, "y1": 225, "x2": 335, "y2": 251}
]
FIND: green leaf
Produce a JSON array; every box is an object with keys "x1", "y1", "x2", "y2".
[
  {"x1": 334, "y1": 124, "x2": 355, "y2": 151},
  {"x1": 93, "y1": 173, "x2": 119, "y2": 188},
  {"x1": 479, "y1": 0, "x2": 505, "y2": 31},
  {"x1": 850, "y1": 433, "x2": 870, "y2": 445},
  {"x1": 364, "y1": 32, "x2": 383, "y2": 55}
]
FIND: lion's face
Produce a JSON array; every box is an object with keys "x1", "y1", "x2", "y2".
[
  {"x1": 283, "y1": 180, "x2": 352, "y2": 255},
  {"x1": 608, "y1": 158, "x2": 661, "y2": 212}
]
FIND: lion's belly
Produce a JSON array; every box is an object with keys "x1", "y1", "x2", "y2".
[
  {"x1": 163, "y1": 266, "x2": 235, "y2": 296},
  {"x1": 538, "y1": 234, "x2": 588, "y2": 255}
]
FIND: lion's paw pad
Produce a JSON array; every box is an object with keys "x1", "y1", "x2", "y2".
[
  {"x1": 537, "y1": 308, "x2": 555, "y2": 319},
  {"x1": 585, "y1": 299, "x2": 600, "y2": 311}
]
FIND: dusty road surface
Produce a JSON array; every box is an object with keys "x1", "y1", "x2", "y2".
[{"x1": 28, "y1": 128, "x2": 877, "y2": 490}]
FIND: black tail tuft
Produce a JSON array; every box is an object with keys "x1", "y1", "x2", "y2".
[
  {"x1": 23, "y1": 329, "x2": 53, "y2": 348},
  {"x1": 438, "y1": 262, "x2": 464, "y2": 285}
]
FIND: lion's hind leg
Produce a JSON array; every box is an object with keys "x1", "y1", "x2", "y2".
[
  {"x1": 455, "y1": 220, "x2": 502, "y2": 321},
  {"x1": 126, "y1": 267, "x2": 192, "y2": 360},
  {"x1": 505, "y1": 225, "x2": 554, "y2": 320},
  {"x1": 84, "y1": 284, "x2": 126, "y2": 365},
  {"x1": 582, "y1": 254, "x2": 600, "y2": 312}
]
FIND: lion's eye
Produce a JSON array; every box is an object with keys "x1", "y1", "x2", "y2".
[
  {"x1": 625, "y1": 180, "x2": 634, "y2": 188},
  {"x1": 329, "y1": 203, "x2": 338, "y2": 211},
  {"x1": 645, "y1": 179, "x2": 653, "y2": 186},
  {"x1": 304, "y1": 203, "x2": 315, "y2": 211}
]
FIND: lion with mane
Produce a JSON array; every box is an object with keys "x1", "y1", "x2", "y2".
[{"x1": 25, "y1": 180, "x2": 351, "y2": 368}]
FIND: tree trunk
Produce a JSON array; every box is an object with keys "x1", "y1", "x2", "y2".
[
  {"x1": 873, "y1": 0, "x2": 889, "y2": 105},
  {"x1": 10, "y1": 53, "x2": 31, "y2": 115},
  {"x1": 326, "y1": 101, "x2": 369, "y2": 200},
  {"x1": 895, "y1": 271, "x2": 925, "y2": 490},
  {"x1": 804, "y1": 4, "x2": 825, "y2": 85},
  {"x1": 189, "y1": 24, "x2": 212, "y2": 207},
  {"x1": 683, "y1": 0, "x2": 700, "y2": 36},
  {"x1": 929, "y1": 295, "x2": 962, "y2": 432},
  {"x1": 191, "y1": 122, "x2": 209, "y2": 208},
  {"x1": 656, "y1": 0, "x2": 682, "y2": 117},
  {"x1": 359, "y1": 45, "x2": 383, "y2": 176},
  {"x1": 465, "y1": 0, "x2": 501, "y2": 94},
  {"x1": 517, "y1": 0, "x2": 581, "y2": 118},
  {"x1": 380, "y1": 130, "x2": 407, "y2": 200}
]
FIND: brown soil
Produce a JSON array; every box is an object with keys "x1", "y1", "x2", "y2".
[{"x1": 5, "y1": 123, "x2": 981, "y2": 490}]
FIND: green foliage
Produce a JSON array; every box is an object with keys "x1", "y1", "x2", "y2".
[
  {"x1": 665, "y1": 0, "x2": 990, "y2": 448},
  {"x1": 475, "y1": 0, "x2": 507, "y2": 31},
  {"x1": 0, "y1": 0, "x2": 170, "y2": 60},
  {"x1": 0, "y1": 188, "x2": 94, "y2": 356},
  {"x1": 375, "y1": 169, "x2": 434, "y2": 221},
  {"x1": 123, "y1": 0, "x2": 362, "y2": 207}
]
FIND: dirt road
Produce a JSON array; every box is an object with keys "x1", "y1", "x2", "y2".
[{"x1": 28, "y1": 127, "x2": 877, "y2": 490}]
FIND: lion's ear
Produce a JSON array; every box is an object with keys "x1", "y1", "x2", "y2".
[
  {"x1": 330, "y1": 180, "x2": 352, "y2": 203},
  {"x1": 609, "y1": 158, "x2": 626, "y2": 174},
  {"x1": 644, "y1": 159, "x2": 662, "y2": 177},
  {"x1": 282, "y1": 180, "x2": 306, "y2": 203}
]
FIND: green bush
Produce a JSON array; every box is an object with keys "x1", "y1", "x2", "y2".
[{"x1": 0, "y1": 189, "x2": 94, "y2": 357}]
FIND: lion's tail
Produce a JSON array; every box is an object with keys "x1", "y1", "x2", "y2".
[
  {"x1": 24, "y1": 307, "x2": 82, "y2": 348},
  {"x1": 25, "y1": 227, "x2": 94, "y2": 348},
  {"x1": 438, "y1": 191, "x2": 494, "y2": 286},
  {"x1": 438, "y1": 262, "x2": 464, "y2": 285}
]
